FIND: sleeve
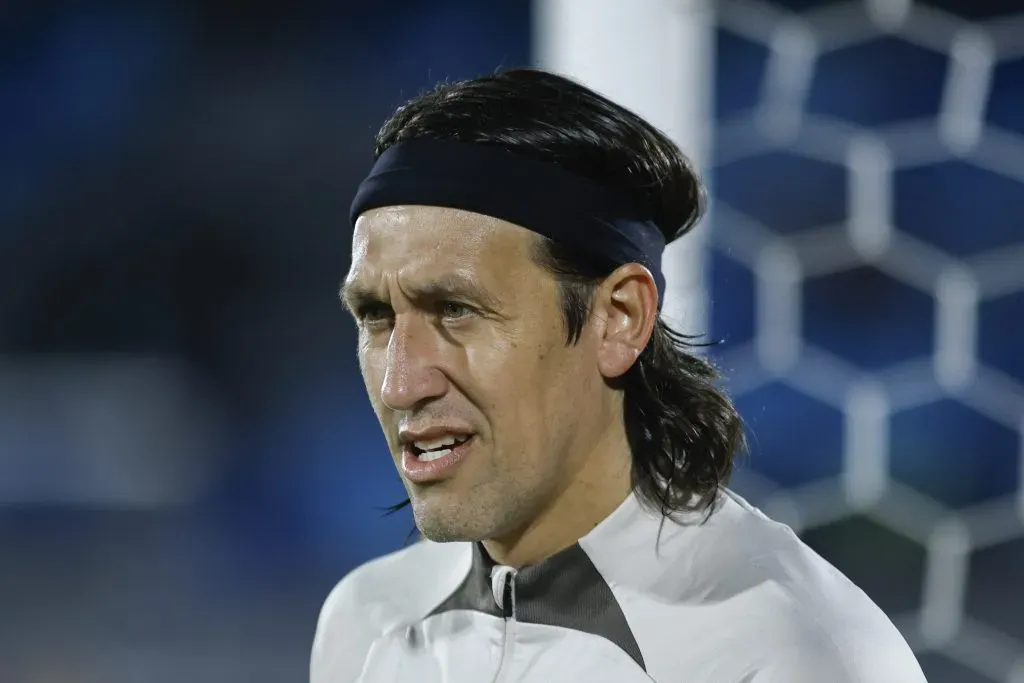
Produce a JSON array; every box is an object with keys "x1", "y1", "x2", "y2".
[
  {"x1": 310, "y1": 573, "x2": 381, "y2": 683},
  {"x1": 743, "y1": 630, "x2": 929, "y2": 683}
]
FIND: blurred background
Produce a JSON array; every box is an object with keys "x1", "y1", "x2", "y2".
[{"x1": 1, "y1": 0, "x2": 1022, "y2": 681}]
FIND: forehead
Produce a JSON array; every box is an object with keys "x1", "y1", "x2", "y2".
[{"x1": 348, "y1": 205, "x2": 539, "y2": 285}]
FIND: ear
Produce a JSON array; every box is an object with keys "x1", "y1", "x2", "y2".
[{"x1": 593, "y1": 263, "x2": 659, "y2": 379}]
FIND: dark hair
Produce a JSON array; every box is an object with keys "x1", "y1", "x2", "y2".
[{"x1": 375, "y1": 68, "x2": 744, "y2": 521}]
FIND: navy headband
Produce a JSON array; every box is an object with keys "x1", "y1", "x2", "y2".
[{"x1": 349, "y1": 138, "x2": 667, "y2": 304}]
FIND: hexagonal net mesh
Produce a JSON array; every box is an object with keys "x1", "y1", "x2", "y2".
[{"x1": 708, "y1": 1, "x2": 1024, "y2": 681}]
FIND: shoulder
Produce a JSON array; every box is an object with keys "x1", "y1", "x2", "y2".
[
  {"x1": 739, "y1": 605, "x2": 927, "y2": 682},
  {"x1": 598, "y1": 491, "x2": 926, "y2": 681},
  {"x1": 310, "y1": 540, "x2": 472, "y2": 683},
  {"x1": 713, "y1": 493, "x2": 929, "y2": 681},
  {"x1": 716, "y1": 491, "x2": 927, "y2": 681}
]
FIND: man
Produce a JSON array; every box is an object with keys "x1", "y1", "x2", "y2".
[{"x1": 312, "y1": 69, "x2": 927, "y2": 682}]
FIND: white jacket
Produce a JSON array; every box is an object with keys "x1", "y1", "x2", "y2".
[{"x1": 311, "y1": 489, "x2": 927, "y2": 683}]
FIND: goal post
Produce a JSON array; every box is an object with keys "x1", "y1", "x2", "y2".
[{"x1": 532, "y1": 0, "x2": 716, "y2": 335}]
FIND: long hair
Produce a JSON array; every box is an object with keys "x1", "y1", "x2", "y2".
[{"x1": 373, "y1": 68, "x2": 745, "y2": 521}]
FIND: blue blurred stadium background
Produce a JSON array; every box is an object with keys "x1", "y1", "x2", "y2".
[{"x1": 2, "y1": 1, "x2": 1022, "y2": 682}]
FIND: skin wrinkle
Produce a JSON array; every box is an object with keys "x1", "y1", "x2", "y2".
[{"x1": 344, "y1": 205, "x2": 657, "y2": 568}]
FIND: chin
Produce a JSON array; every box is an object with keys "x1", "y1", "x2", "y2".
[
  {"x1": 411, "y1": 497, "x2": 493, "y2": 544},
  {"x1": 414, "y1": 518, "x2": 480, "y2": 544}
]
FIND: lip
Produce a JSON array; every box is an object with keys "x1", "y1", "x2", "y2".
[
  {"x1": 399, "y1": 425, "x2": 475, "y2": 445},
  {"x1": 401, "y1": 435, "x2": 475, "y2": 484}
]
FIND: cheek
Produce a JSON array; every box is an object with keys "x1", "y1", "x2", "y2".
[
  {"x1": 494, "y1": 348, "x2": 593, "y2": 482},
  {"x1": 474, "y1": 332, "x2": 586, "y2": 429},
  {"x1": 532, "y1": 337, "x2": 604, "y2": 436},
  {"x1": 540, "y1": 348, "x2": 595, "y2": 410},
  {"x1": 358, "y1": 347, "x2": 385, "y2": 403}
]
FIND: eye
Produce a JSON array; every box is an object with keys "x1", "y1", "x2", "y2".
[
  {"x1": 438, "y1": 301, "x2": 473, "y2": 321},
  {"x1": 356, "y1": 302, "x2": 393, "y2": 325}
]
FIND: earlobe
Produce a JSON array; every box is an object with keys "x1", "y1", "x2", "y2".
[{"x1": 595, "y1": 264, "x2": 658, "y2": 379}]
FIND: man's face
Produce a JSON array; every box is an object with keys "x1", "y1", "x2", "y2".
[{"x1": 343, "y1": 206, "x2": 608, "y2": 544}]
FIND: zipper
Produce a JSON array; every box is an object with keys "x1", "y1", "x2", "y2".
[{"x1": 490, "y1": 568, "x2": 518, "y2": 683}]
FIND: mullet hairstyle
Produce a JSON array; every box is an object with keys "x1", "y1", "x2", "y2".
[{"x1": 373, "y1": 68, "x2": 745, "y2": 522}]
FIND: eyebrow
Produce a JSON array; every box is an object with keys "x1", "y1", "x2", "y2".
[
  {"x1": 338, "y1": 281, "x2": 376, "y2": 314},
  {"x1": 339, "y1": 272, "x2": 500, "y2": 313}
]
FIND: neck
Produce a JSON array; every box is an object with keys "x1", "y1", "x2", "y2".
[{"x1": 482, "y1": 430, "x2": 633, "y2": 568}]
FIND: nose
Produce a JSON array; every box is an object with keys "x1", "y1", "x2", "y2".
[{"x1": 380, "y1": 316, "x2": 448, "y2": 411}]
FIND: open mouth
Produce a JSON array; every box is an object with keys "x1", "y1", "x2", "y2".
[{"x1": 410, "y1": 434, "x2": 472, "y2": 462}]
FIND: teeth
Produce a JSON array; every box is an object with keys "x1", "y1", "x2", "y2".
[
  {"x1": 417, "y1": 448, "x2": 452, "y2": 462},
  {"x1": 413, "y1": 435, "x2": 466, "y2": 452}
]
